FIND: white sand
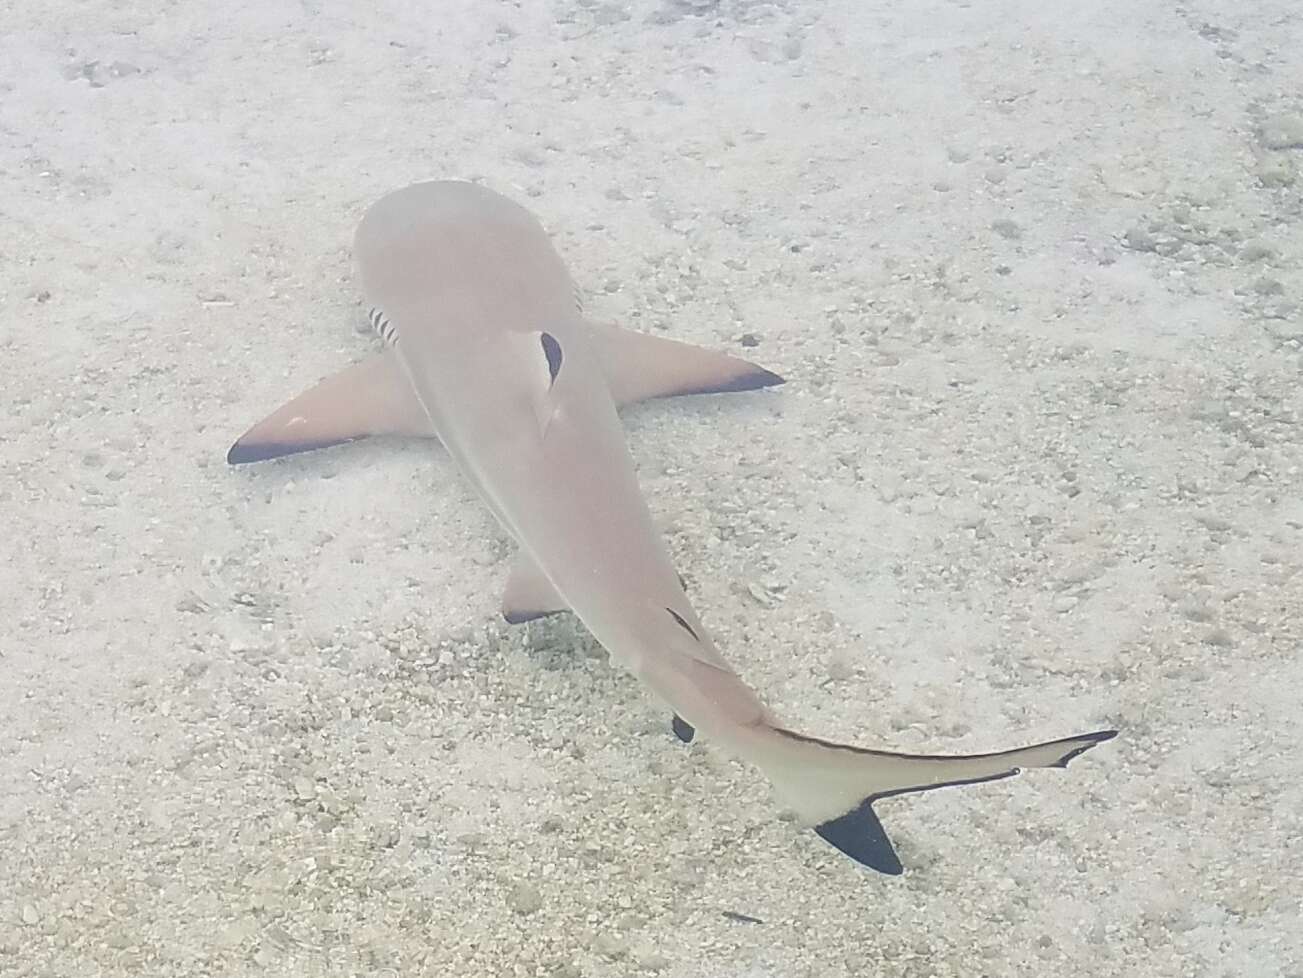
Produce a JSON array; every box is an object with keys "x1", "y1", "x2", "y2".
[{"x1": 3, "y1": 1, "x2": 1301, "y2": 975}]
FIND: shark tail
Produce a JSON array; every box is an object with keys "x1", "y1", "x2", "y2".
[{"x1": 732, "y1": 721, "x2": 1116, "y2": 874}]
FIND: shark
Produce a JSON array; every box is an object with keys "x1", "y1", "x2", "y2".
[{"x1": 228, "y1": 180, "x2": 1116, "y2": 874}]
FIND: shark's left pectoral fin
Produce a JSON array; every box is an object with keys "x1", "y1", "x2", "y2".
[
  {"x1": 227, "y1": 351, "x2": 435, "y2": 464},
  {"x1": 502, "y1": 551, "x2": 569, "y2": 624},
  {"x1": 582, "y1": 321, "x2": 784, "y2": 406}
]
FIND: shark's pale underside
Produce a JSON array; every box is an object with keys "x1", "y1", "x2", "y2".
[{"x1": 229, "y1": 181, "x2": 1115, "y2": 874}]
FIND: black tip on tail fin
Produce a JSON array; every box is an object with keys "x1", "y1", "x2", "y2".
[
  {"x1": 815, "y1": 801, "x2": 903, "y2": 875},
  {"x1": 1051, "y1": 728, "x2": 1118, "y2": 767}
]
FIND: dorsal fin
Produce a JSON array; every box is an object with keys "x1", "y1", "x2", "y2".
[{"x1": 582, "y1": 321, "x2": 783, "y2": 406}]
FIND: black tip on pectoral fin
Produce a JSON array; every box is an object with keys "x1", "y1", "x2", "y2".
[
  {"x1": 814, "y1": 799, "x2": 903, "y2": 876},
  {"x1": 732, "y1": 366, "x2": 786, "y2": 392},
  {"x1": 671, "y1": 714, "x2": 695, "y2": 743},
  {"x1": 676, "y1": 366, "x2": 785, "y2": 397},
  {"x1": 226, "y1": 439, "x2": 263, "y2": 465},
  {"x1": 226, "y1": 435, "x2": 355, "y2": 465}
]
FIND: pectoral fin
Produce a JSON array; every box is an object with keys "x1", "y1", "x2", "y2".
[
  {"x1": 502, "y1": 551, "x2": 569, "y2": 624},
  {"x1": 227, "y1": 352, "x2": 434, "y2": 464},
  {"x1": 582, "y1": 321, "x2": 784, "y2": 406}
]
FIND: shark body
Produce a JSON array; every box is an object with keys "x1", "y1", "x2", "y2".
[{"x1": 229, "y1": 180, "x2": 1115, "y2": 874}]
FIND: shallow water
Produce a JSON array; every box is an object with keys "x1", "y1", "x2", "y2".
[{"x1": 2, "y1": 1, "x2": 1301, "y2": 975}]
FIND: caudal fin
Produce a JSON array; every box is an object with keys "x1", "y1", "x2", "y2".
[{"x1": 746, "y1": 724, "x2": 1116, "y2": 874}]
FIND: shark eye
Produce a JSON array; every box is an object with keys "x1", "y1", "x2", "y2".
[
  {"x1": 540, "y1": 332, "x2": 563, "y2": 385},
  {"x1": 665, "y1": 607, "x2": 699, "y2": 641}
]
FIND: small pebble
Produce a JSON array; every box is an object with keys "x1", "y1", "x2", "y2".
[
  {"x1": 638, "y1": 950, "x2": 670, "y2": 972},
  {"x1": 1258, "y1": 114, "x2": 1303, "y2": 150},
  {"x1": 252, "y1": 945, "x2": 280, "y2": 966},
  {"x1": 1123, "y1": 227, "x2": 1158, "y2": 252},
  {"x1": 1057, "y1": 562, "x2": 1099, "y2": 586},
  {"x1": 508, "y1": 882, "x2": 543, "y2": 915},
  {"x1": 1256, "y1": 154, "x2": 1295, "y2": 188},
  {"x1": 991, "y1": 219, "x2": 1022, "y2": 240},
  {"x1": 175, "y1": 595, "x2": 208, "y2": 614},
  {"x1": 218, "y1": 916, "x2": 257, "y2": 947},
  {"x1": 592, "y1": 933, "x2": 628, "y2": 960},
  {"x1": 1239, "y1": 241, "x2": 1276, "y2": 263},
  {"x1": 825, "y1": 656, "x2": 855, "y2": 682}
]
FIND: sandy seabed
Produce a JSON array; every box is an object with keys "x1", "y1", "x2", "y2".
[{"x1": 3, "y1": 1, "x2": 1302, "y2": 976}]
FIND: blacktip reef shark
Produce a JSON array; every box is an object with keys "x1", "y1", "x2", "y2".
[{"x1": 228, "y1": 180, "x2": 1116, "y2": 875}]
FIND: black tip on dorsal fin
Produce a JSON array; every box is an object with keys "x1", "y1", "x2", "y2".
[
  {"x1": 672, "y1": 714, "x2": 695, "y2": 744},
  {"x1": 814, "y1": 799, "x2": 903, "y2": 875},
  {"x1": 540, "y1": 332, "x2": 563, "y2": 384}
]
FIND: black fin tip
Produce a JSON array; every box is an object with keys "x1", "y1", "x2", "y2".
[{"x1": 814, "y1": 800, "x2": 903, "y2": 876}]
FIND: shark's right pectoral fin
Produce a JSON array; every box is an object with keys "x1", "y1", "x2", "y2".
[
  {"x1": 227, "y1": 351, "x2": 435, "y2": 464},
  {"x1": 502, "y1": 551, "x2": 569, "y2": 624},
  {"x1": 582, "y1": 320, "x2": 784, "y2": 406}
]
